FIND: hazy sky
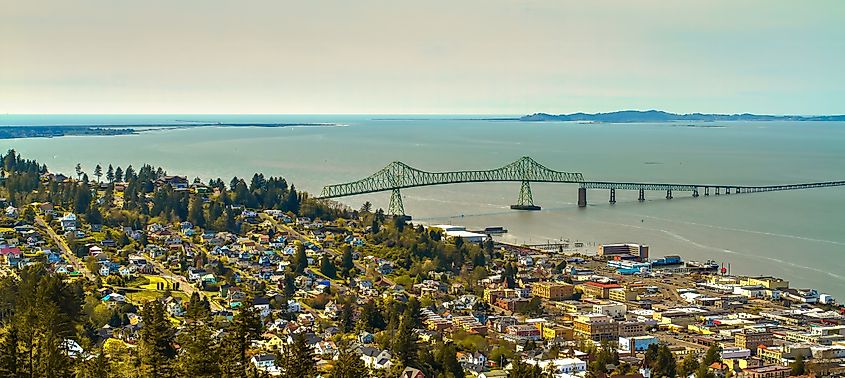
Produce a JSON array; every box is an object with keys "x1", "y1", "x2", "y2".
[{"x1": 2, "y1": 1, "x2": 844, "y2": 114}]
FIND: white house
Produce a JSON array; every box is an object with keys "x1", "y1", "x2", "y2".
[{"x1": 60, "y1": 213, "x2": 78, "y2": 231}]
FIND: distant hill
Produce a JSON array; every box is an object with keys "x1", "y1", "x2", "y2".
[{"x1": 519, "y1": 110, "x2": 845, "y2": 122}]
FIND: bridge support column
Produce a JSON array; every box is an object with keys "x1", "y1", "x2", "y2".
[
  {"x1": 638, "y1": 189, "x2": 645, "y2": 202},
  {"x1": 388, "y1": 188, "x2": 405, "y2": 217},
  {"x1": 715, "y1": 187, "x2": 720, "y2": 195},
  {"x1": 736, "y1": 187, "x2": 741, "y2": 194},
  {"x1": 511, "y1": 180, "x2": 541, "y2": 210},
  {"x1": 725, "y1": 187, "x2": 730, "y2": 195},
  {"x1": 704, "y1": 187, "x2": 709, "y2": 196},
  {"x1": 578, "y1": 187, "x2": 587, "y2": 208},
  {"x1": 666, "y1": 189, "x2": 673, "y2": 199},
  {"x1": 609, "y1": 189, "x2": 616, "y2": 204},
  {"x1": 693, "y1": 188, "x2": 699, "y2": 197}
]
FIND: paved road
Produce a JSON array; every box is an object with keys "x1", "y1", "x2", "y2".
[
  {"x1": 35, "y1": 215, "x2": 95, "y2": 280},
  {"x1": 143, "y1": 252, "x2": 225, "y2": 311}
]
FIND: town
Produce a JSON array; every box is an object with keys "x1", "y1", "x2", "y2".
[{"x1": 0, "y1": 149, "x2": 843, "y2": 378}]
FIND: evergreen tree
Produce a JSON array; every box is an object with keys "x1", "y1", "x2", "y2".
[
  {"x1": 94, "y1": 164, "x2": 103, "y2": 183},
  {"x1": 339, "y1": 297, "x2": 355, "y2": 333},
  {"x1": 279, "y1": 332, "x2": 316, "y2": 378},
  {"x1": 320, "y1": 255, "x2": 337, "y2": 279},
  {"x1": 341, "y1": 245, "x2": 354, "y2": 278},
  {"x1": 679, "y1": 351, "x2": 701, "y2": 377},
  {"x1": 292, "y1": 243, "x2": 308, "y2": 274},
  {"x1": 188, "y1": 198, "x2": 206, "y2": 228},
  {"x1": 653, "y1": 344, "x2": 677, "y2": 378},
  {"x1": 508, "y1": 355, "x2": 544, "y2": 378},
  {"x1": 790, "y1": 355, "x2": 806, "y2": 376},
  {"x1": 702, "y1": 343, "x2": 721, "y2": 366},
  {"x1": 107, "y1": 164, "x2": 115, "y2": 182},
  {"x1": 115, "y1": 166, "x2": 124, "y2": 182},
  {"x1": 330, "y1": 338, "x2": 368, "y2": 378},
  {"x1": 138, "y1": 300, "x2": 176, "y2": 377},
  {"x1": 177, "y1": 320, "x2": 220, "y2": 377},
  {"x1": 391, "y1": 311, "x2": 418, "y2": 368},
  {"x1": 695, "y1": 364, "x2": 716, "y2": 378}
]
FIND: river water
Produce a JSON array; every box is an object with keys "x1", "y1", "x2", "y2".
[{"x1": 2, "y1": 115, "x2": 844, "y2": 298}]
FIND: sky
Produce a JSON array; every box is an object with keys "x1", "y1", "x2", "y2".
[{"x1": 2, "y1": 1, "x2": 844, "y2": 115}]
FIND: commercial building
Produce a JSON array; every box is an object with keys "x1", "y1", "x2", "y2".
[
  {"x1": 735, "y1": 329, "x2": 774, "y2": 354},
  {"x1": 592, "y1": 301, "x2": 627, "y2": 319},
  {"x1": 531, "y1": 282, "x2": 574, "y2": 301},
  {"x1": 574, "y1": 313, "x2": 618, "y2": 342},
  {"x1": 430, "y1": 225, "x2": 488, "y2": 243},
  {"x1": 738, "y1": 365, "x2": 790, "y2": 378},
  {"x1": 578, "y1": 281, "x2": 623, "y2": 299},
  {"x1": 598, "y1": 243, "x2": 649, "y2": 261},
  {"x1": 740, "y1": 276, "x2": 789, "y2": 290},
  {"x1": 619, "y1": 335, "x2": 659, "y2": 352}
]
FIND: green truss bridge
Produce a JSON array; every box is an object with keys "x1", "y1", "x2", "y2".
[{"x1": 318, "y1": 156, "x2": 845, "y2": 216}]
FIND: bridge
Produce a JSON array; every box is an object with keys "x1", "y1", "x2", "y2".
[{"x1": 318, "y1": 156, "x2": 845, "y2": 216}]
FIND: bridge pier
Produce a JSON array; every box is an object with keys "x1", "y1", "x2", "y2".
[
  {"x1": 693, "y1": 188, "x2": 699, "y2": 197},
  {"x1": 704, "y1": 187, "x2": 709, "y2": 196},
  {"x1": 511, "y1": 180, "x2": 541, "y2": 210},
  {"x1": 725, "y1": 187, "x2": 730, "y2": 195},
  {"x1": 715, "y1": 187, "x2": 720, "y2": 195},
  {"x1": 609, "y1": 189, "x2": 616, "y2": 204},
  {"x1": 578, "y1": 187, "x2": 587, "y2": 208},
  {"x1": 638, "y1": 189, "x2": 645, "y2": 202},
  {"x1": 666, "y1": 189, "x2": 673, "y2": 199}
]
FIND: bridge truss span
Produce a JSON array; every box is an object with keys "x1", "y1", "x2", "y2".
[
  {"x1": 317, "y1": 156, "x2": 844, "y2": 215},
  {"x1": 319, "y1": 156, "x2": 583, "y2": 198}
]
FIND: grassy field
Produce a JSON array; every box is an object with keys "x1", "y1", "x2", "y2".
[{"x1": 140, "y1": 275, "x2": 170, "y2": 290}]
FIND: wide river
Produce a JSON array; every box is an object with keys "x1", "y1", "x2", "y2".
[{"x1": 2, "y1": 115, "x2": 844, "y2": 299}]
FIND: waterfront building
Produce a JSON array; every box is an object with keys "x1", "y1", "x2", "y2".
[{"x1": 597, "y1": 243, "x2": 649, "y2": 261}]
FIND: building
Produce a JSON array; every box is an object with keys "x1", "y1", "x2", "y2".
[
  {"x1": 592, "y1": 301, "x2": 627, "y2": 319},
  {"x1": 578, "y1": 281, "x2": 623, "y2": 299},
  {"x1": 740, "y1": 276, "x2": 789, "y2": 290},
  {"x1": 738, "y1": 365, "x2": 790, "y2": 378},
  {"x1": 430, "y1": 225, "x2": 487, "y2": 243},
  {"x1": 619, "y1": 336, "x2": 659, "y2": 352},
  {"x1": 574, "y1": 313, "x2": 618, "y2": 341},
  {"x1": 735, "y1": 329, "x2": 774, "y2": 354},
  {"x1": 532, "y1": 282, "x2": 574, "y2": 301},
  {"x1": 598, "y1": 243, "x2": 649, "y2": 261},
  {"x1": 60, "y1": 213, "x2": 78, "y2": 231}
]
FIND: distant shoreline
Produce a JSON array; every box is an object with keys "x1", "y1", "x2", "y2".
[{"x1": 0, "y1": 122, "x2": 341, "y2": 140}]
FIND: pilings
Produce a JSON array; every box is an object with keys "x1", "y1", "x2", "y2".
[
  {"x1": 666, "y1": 189, "x2": 673, "y2": 199},
  {"x1": 638, "y1": 189, "x2": 645, "y2": 202},
  {"x1": 578, "y1": 187, "x2": 587, "y2": 208},
  {"x1": 609, "y1": 189, "x2": 616, "y2": 204}
]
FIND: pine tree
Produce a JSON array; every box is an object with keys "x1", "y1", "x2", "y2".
[
  {"x1": 115, "y1": 166, "x2": 124, "y2": 182},
  {"x1": 679, "y1": 351, "x2": 701, "y2": 377},
  {"x1": 330, "y1": 339, "x2": 368, "y2": 378},
  {"x1": 188, "y1": 198, "x2": 206, "y2": 228},
  {"x1": 702, "y1": 343, "x2": 721, "y2": 366},
  {"x1": 279, "y1": 332, "x2": 316, "y2": 378},
  {"x1": 341, "y1": 245, "x2": 354, "y2": 278},
  {"x1": 790, "y1": 355, "x2": 806, "y2": 376},
  {"x1": 293, "y1": 243, "x2": 308, "y2": 274},
  {"x1": 106, "y1": 164, "x2": 115, "y2": 182},
  {"x1": 339, "y1": 297, "x2": 355, "y2": 332},
  {"x1": 138, "y1": 300, "x2": 176, "y2": 377},
  {"x1": 320, "y1": 255, "x2": 337, "y2": 279},
  {"x1": 94, "y1": 164, "x2": 103, "y2": 183},
  {"x1": 391, "y1": 311, "x2": 418, "y2": 368},
  {"x1": 177, "y1": 320, "x2": 220, "y2": 377}
]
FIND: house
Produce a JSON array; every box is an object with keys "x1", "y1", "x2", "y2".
[
  {"x1": 400, "y1": 367, "x2": 426, "y2": 378},
  {"x1": 360, "y1": 347, "x2": 393, "y2": 370},
  {"x1": 5, "y1": 206, "x2": 18, "y2": 218},
  {"x1": 99, "y1": 264, "x2": 112, "y2": 276},
  {"x1": 254, "y1": 296, "x2": 271, "y2": 318},
  {"x1": 156, "y1": 175, "x2": 189, "y2": 189},
  {"x1": 250, "y1": 353, "x2": 279, "y2": 375},
  {"x1": 60, "y1": 213, "x2": 78, "y2": 231}
]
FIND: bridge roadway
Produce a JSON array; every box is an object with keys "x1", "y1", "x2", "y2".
[{"x1": 317, "y1": 157, "x2": 845, "y2": 215}]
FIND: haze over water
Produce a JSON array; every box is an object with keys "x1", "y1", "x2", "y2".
[{"x1": 3, "y1": 115, "x2": 844, "y2": 298}]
